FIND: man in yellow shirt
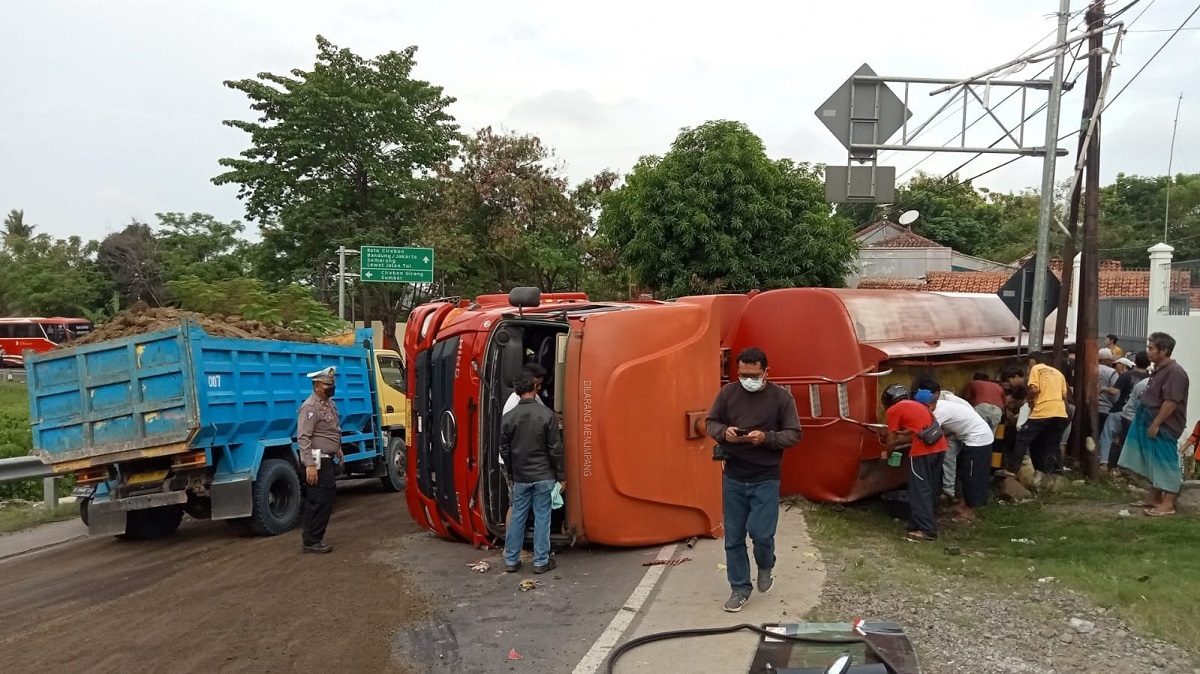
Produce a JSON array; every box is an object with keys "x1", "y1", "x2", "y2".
[
  {"x1": 1002, "y1": 351, "x2": 1069, "y2": 476},
  {"x1": 1105, "y1": 335, "x2": 1125, "y2": 358}
]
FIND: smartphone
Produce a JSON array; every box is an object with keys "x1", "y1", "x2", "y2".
[{"x1": 734, "y1": 429, "x2": 750, "y2": 436}]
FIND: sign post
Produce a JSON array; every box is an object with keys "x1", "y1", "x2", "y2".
[{"x1": 360, "y1": 246, "x2": 435, "y2": 284}]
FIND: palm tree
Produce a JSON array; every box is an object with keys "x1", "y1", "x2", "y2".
[{"x1": 3, "y1": 209, "x2": 36, "y2": 250}]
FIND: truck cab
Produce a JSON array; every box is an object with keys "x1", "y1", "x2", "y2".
[{"x1": 404, "y1": 289, "x2": 730, "y2": 549}]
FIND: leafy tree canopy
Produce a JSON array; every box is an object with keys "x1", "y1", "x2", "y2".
[
  {"x1": 597, "y1": 120, "x2": 857, "y2": 297},
  {"x1": 416, "y1": 127, "x2": 618, "y2": 296}
]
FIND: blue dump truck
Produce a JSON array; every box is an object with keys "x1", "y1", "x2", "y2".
[{"x1": 24, "y1": 319, "x2": 410, "y2": 539}]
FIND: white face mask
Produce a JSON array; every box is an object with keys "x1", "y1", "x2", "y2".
[{"x1": 739, "y1": 376, "x2": 765, "y2": 392}]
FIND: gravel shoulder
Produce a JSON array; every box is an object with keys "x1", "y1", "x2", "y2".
[{"x1": 806, "y1": 502, "x2": 1199, "y2": 674}]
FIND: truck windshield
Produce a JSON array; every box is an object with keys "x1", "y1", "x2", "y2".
[{"x1": 376, "y1": 355, "x2": 406, "y2": 394}]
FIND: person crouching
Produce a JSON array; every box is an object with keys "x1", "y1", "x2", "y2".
[{"x1": 880, "y1": 385, "x2": 950, "y2": 542}]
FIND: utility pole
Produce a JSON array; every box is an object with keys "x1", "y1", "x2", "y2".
[
  {"x1": 1164, "y1": 92, "x2": 1183, "y2": 242},
  {"x1": 338, "y1": 246, "x2": 347, "y2": 321},
  {"x1": 1074, "y1": 0, "x2": 1104, "y2": 478},
  {"x1": 1029, "y1": 0, "x2": 1073, "y2": 353},
  {"x1": 1051, "y1": 133, "x2": 1086, "y2": 364},
  {"x1": 336, "y1": 246, "x2": 361, "y2": 322}
]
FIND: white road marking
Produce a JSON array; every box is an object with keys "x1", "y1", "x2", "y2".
[{"x1": 572, "y1": 543, "x2": 679, "y2": 674}]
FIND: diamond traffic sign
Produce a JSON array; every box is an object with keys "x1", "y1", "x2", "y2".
[
  {"x1": 360, "y1": 246, "x2": 435, "y2": 284},
  {"x1": 997, "y1": 255, "x2": 1060, "y2": 330},
  {"x1": 815, "y1": 64, "x2": 913, "y2": 160}
]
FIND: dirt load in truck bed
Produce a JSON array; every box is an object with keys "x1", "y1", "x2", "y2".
[{"x1": 72, "y1": 303, "x2": 319, "y2": 346}]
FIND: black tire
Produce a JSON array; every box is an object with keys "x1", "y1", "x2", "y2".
[
  {"x1": 119, "y1": 505, "x2": 184, "y2": 540},
  {"x1": 249, "y1": 458, "x2": 303, "y2": 536},
  {"x1": 78, "y1": 497, "x2": 91, "y2": 527},
  {"x1": 380, "y1": 436, "x2": 407, "y2": 492}
]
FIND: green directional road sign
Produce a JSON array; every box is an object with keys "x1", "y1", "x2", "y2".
[{"x1": 360, "y1": 246, "x2": 435, "y2": 283}]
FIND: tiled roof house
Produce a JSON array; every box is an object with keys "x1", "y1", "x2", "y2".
[{"x1": 848, "y1": 220, "x2": 1014, "y2": 287}]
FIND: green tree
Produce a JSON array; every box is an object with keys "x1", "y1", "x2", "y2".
[
  {"x1": 597, "y1": 120, "x2": 857, "y2": 297},
  {"x1": 417, "y1": 127, "x2": 618, "y2": 296},
  {"x1": 168, "y1": 275, "x2": 344, "y2": 336},
  {"x1": 1099, "y1": 172, "x2": 1200, "y2": 266},
  {"x1": 2, "y1": 209, "x2": 35, "y2": 252},
  {"x1": 0, "y1": 234, "x2": 111, "y2": 317},
  {"x1": 212, "y1": 36, "x2": 460, "y2": 346},
  {"x1": 156, "y1": 212, "x2": 248, "y2": 284},
  {"x1": 97, "y1": 222, "x2": 165, "y2": 307}
]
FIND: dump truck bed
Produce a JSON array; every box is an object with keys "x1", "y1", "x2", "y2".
[{"x1": 26, "y1": 320, "x2": 378, "y2": 471}]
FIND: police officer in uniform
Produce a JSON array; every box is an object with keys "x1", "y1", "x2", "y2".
[{"x1": 298, "y1": 366, "x2": 343, "y2": 554}]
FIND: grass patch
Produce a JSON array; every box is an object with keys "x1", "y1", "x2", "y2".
[
  {"x1": 0, "y1": 502, "x2": 78, "y2": 534},
  {"x1": 806, "y1": 480, "x2": 1200, "y2": 658},
  {"x1": 0, "y1": 381, "x2": 74, "y2": 501}
]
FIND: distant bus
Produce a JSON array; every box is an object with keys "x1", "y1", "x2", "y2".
[{"x1": 0, "y1": 317, "x2": 93, "y2": 365}]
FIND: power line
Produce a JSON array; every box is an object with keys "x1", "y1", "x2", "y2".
[
  {"x1": 1105, "y1": 2, "x2": 1200, "y2": 108},
  {"x1": 895, "y1": 1, "x2": 1193, "y2": 214},
  {"x1": 877, "y1": 19, "x2": 1073, "y2": 166}
]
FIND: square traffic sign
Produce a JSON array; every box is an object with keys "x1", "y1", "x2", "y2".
[{"x1": 360, "y1": 246, "x2": 435, "y2": 284}]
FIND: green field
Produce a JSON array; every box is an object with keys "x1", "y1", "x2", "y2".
[
  {"x1": 0, "y1": 381, "x2": 76, "y2": 531},
  {"x1": 806, "y1": 480, "x2": 1200, "y2": 659}
]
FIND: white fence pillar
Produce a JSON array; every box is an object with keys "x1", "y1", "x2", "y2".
[
  {"x1": 1147, "y1": 243, "x2": 1174, "y2": 326},
  {"x1": 1066, "y1": 252, "x2": 1081, "y2": 341}
]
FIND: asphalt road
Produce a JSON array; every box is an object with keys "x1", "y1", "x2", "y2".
[{"x1": 0, "y1": 480, "x2": 664, "y2": 674}]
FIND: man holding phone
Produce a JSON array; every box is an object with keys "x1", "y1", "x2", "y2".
[{"x1": 706, "y1": 347, "x2": 802, "y2": 613}]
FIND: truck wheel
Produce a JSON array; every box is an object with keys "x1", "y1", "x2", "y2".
[
  {"x1": 380, "y1": 437, "x2": 407, "y2": 493},
  {"x1": 119, "y1": 505, "x2": 184, "y2": 540},
  {"x1": 249, "y1": 458, "x2": 302, "y2": 536},
  {"x1": 78, "y1": 497, "x2": 91, "y2": 527}
]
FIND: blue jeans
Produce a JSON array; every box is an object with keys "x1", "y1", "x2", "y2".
[
  {"x1": 723, "y1": 474, "x2": 780, "y2": 597},
  {"x1": 504, "y1": 479, "x2": 555, "y2": 567},
  {"x1": 1099, "y1": 412, "x2": 1125, "y2": 464}
]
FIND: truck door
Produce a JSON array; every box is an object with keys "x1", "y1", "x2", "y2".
[{"x1": 571, "y1": 304, "x2": 723, "y2": 546}]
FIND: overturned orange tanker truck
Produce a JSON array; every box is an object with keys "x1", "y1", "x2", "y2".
[{"x1": 403, "y1": 287, "x2": 1063, "y2": 548}]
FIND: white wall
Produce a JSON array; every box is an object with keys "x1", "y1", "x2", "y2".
[
  {"x1": 848, "y1": 248, "x2": 952, "y2": 287},
  {"x1": 1146, "y1": 243, "x2": 1200, "y2": 436},
  {"x1": 1146, "y1": 314, "x2": 1200, "y2": 437}
]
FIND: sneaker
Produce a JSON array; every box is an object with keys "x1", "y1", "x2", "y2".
[
  {"x1": 302, "y1": 542, "x2": 333, "y2": 554},
  {"x1": 723, "y1": 592, "x2": 750, "y2": 613},
  {"x1": 905, "y1": 531, "x2": 937, "y2": 542},
  {"x1": 505, "y1": 562, "x2": 521, "y2": 573},
  {"x1": 533, "y1": 558, "x2": 557, "y2": 574},
  {"x1": 757, "y1": 569, "x2": 774, "y2": 595}
]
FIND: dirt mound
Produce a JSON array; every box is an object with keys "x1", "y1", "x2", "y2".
[{"x1": 73, "y1": 303, "x2": 318, "y2": 346}]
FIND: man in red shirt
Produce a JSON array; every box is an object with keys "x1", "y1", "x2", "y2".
[
  {"x1": 880, "y1": 384, "x2": 949, "y2": 542},
  {"x1": 962, "y1": 373, "x2": 1007, "y2": 433}
]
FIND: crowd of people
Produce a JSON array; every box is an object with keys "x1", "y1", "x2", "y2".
[{"x1": 880, "y1": 332, "x2": 1194, "y2": 540}]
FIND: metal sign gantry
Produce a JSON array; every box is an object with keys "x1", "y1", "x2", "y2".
[{"x1": 816, "y1": 63, "x2": 1071, "y2": 203}]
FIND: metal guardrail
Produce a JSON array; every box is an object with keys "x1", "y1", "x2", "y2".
[
  {"x1": 0, "y1": 456, "x2": 61, "y2": 509},
  {"x1": 1, "y1": 370, "x2": 26, "y2": 383}
]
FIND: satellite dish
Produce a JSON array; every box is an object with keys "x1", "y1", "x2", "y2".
[{"x1": 898, "y1": 210, "x2": 919, "y2": 226}]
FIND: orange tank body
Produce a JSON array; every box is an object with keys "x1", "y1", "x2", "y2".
[
  {"x1": 728, "y1": 288, "x2": 1065, "y2": 502},
  {"x1": 403, "y1": 288, "x2": 1065, "y2": 547}
]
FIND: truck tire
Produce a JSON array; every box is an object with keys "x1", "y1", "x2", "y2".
[
  {"x1": 119, "y1": 505, "x2": 184, "y2": 540},
  {"x1": 78, "y1": 497, "x2": 91, "y2": 527},
  {"x1": 380, "y1": 436, "x2": 407, "y2": 492},
  {"x1": 249, "y1": 458, "x2": 303, "y2": 536}
]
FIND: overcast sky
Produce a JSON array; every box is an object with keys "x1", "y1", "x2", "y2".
[{"x1": 2, "y1": 0, "x2": 1197, "y2": 241}]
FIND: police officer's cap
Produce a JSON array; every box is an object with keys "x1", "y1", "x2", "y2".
[{"x1": 307, "y1": 366, "x2": 337, "y2": 384}]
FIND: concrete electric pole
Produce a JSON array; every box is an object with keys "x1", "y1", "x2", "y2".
[{"x1": 1028, "y1": 0, "x2": 1073, "y2": 352}]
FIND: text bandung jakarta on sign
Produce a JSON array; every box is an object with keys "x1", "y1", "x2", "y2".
[{"x1": 359, "y1": 246, "x2": 435, "y2": 283}]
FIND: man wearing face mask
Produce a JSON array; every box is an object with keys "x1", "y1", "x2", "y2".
[
  {"x1": 298, "y1": 366, "x2": 344, "y2": 554},
  {"x1": 706, "y1": 347, "x2": 802, "y2": 613}
]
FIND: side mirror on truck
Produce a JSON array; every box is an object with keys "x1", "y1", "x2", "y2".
[{"x1": 508, "y1": 287, "x2": 541, "y2": 315}]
